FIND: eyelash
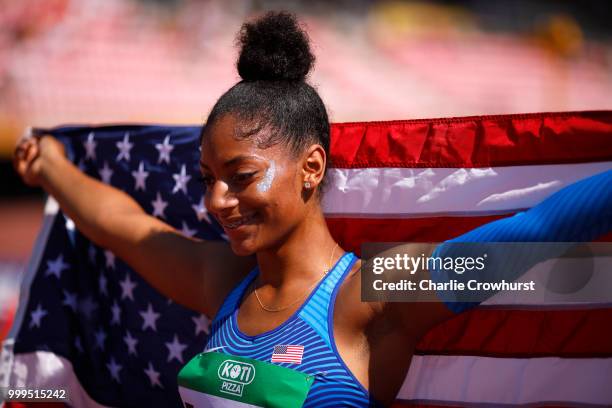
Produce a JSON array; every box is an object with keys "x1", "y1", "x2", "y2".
[
  {"x1": 232, "y1": 172, "x2": 256, "y2": 183},
  {"x1": 198, "y1": 172, "x2": 256, "y2": 186}
]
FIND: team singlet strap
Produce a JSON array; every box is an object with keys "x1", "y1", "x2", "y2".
[
  {"x1": 178, "y1": 351, "x2": 314, "y2": 408},
  {"x1": 299, "y1": 252, "x2": 357, "y2": 346}
]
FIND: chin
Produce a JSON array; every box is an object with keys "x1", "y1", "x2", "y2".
[{"x1": 228, "y1": 239, "x2": 258, "y2": 256}]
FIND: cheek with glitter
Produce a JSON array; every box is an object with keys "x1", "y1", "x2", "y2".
[{"x1": 257, "y1": 160, "x2": 276, "y2": 192}]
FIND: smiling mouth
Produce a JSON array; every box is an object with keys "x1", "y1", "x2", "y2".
[{"x1": 222, "y1": 214, "x2": 256, "y2": 230}]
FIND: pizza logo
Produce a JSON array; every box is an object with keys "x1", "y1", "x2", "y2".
[{"x1": 218, "y1": 360, "x2": 256, "y2": 397}]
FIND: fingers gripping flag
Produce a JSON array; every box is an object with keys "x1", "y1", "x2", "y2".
[{"x1": 2, "y1": 111, "x2": 612, "y2": 407}]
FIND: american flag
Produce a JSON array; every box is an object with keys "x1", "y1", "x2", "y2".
[
  {"x1": 1, "y1": 112, "x2": 612, "y2": 407},
  {"x1": 1, "y1": 125, "x2": 225, "y2": 407},
  {"x1": 271, "y1": 345, "x2": 305, "y2": 364}
]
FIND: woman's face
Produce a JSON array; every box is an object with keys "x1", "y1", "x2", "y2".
[{"x1": 199, "y1": 114, "x2": 310, "y2": 255}]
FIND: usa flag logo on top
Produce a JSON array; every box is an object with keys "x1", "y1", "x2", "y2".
[{"x1": 271, "y1": 345, "x2": 304, "y2": 364}]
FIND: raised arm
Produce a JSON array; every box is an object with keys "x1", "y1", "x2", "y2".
[
  {"x1": 14, "y1": 135, "x2": 255, "y2": 316},
  {"x1": 431, "y1": 168, "x2": 612, "y2": 312},
  {"x1": 382, "y1": 169, "x2": 612, "y2": 341}
]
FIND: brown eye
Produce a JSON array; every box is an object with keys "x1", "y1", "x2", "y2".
[{"x1": 232, "y1": 172, "x2": 256, "y2": 184}]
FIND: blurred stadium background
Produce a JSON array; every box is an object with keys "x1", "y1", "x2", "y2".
[{"x1": 1, "y1": 0, "x2": 611, "y2": 341}]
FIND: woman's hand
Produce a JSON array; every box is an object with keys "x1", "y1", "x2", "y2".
[{"x1": 13, "y1": 134, "x2": 66, "y2": 188}]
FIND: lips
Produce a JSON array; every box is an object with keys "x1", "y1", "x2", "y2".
[{"x1": 221, "y1": 214, "x2": 256, "y2": 230}]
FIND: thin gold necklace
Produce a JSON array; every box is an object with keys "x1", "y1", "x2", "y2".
[{"x1": 253, "y1": 243, "x2": 339, "y2": 313}]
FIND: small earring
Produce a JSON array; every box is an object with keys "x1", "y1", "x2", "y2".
[{"x1": 304, "y1": 181, "x2": 311, "y2": 189}]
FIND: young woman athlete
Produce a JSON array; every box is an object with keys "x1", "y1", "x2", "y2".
[{"x1": 14, "y1": 12, "x2": 612, "y2": 407}]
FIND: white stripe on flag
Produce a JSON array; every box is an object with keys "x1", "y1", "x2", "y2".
[
  {"x1": 398, "y1": 355, "x2": 612, "y2": 406},
  {"x1": 482, "y1": 255, "x2": 612, "y2": 307},
  {"x1": 323, "y1": 162, "x2": 612, "y2": 216}
]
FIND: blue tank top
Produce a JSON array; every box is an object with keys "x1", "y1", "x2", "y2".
[{"x1": 205, "y1": 252, "x2": 376, "y2": 407}]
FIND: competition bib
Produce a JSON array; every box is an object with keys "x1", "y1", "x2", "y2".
[{"x1": 178, "y1": 352, "x2": 314, "y2": 408}]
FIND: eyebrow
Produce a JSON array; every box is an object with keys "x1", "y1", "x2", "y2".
[{"x1": 199, "y1": 154, "x2": 262, "y2": 170}]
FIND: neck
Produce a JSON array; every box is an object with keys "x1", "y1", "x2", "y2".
[{"x1": 255, "y1": 208, "x2": 341, "y2": 289}]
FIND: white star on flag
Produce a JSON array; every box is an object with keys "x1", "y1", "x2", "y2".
[
  {"x1": 107, "y1": 357, "x2": 122, "y2": 383},
  {"x1": 84, "y1": 132, "x2": 97, "y2": 160},
  {"x1": 151, "y1": 192, "x2": 168, "y2": 218},
  {"x1": 132, "y1": 161, "x2": 149, "y2": 191},
  {"x1": 144, "y1": 362, "x2": 163, "y2": 388},
  {"x1": 172, "y1": 164, "x2": 191, "y2": 194},
  {"x1": 65, "y1": 216, "x2": 75, "y2": 231},
  {"x1": 78, "y1": 296, "x2": 98, "y2": 320},
  {"x1": 165, "y1": 334, "x2": 187, "y2": 363},
  {"x1": 192, "y1": 314, "x2": 210, "y2": 335},
  {"x1": 119, "y1": 274, "x2": 136, "y2": 301},
  {"x1": 62, "y1": 289, "x2": 78, "y2": 312},
  {"x1": 104, "y1": 250, "x2": 116, "y2": 269},
  {"x1": 94, "y1": 328, "x2": 107, "y2": 351},
  {"x1": 179, "y1": 221, "x2": 197, "y2": 238},
  {"x1": 88, "y1": 244, "x2": 97, "y2": 263},
  {"x1": 74, "y1": 336, "x2": 84, "y2": 353},
  {"x1": 111, "y1": 300, "x2": 121, "y2": 325},
  {"x1": 99, "y1": 162, "x2": 114, "y2": 184},
  {"x1": 192, "y1": 197, "x2": 211, "y2": 223},
  {"x1": 98, "y1": 273, "x2": 108, "y2": 296},
  {"x1": 123, "y1": 330, "x2": 138, "y2": 356},
  {"x1": 45, "y1": 254, "x2": 69, "y2": 279},
  {"x1": 140, "y1": 303, "x2": 160, "y2": 332},
  {"x1": 29, "y1": 304, "x2": 48, "y2": 329},
  {"x1": 155, "y1": 135, "x2": 174, "y2": 164},
  {"x1": 116, "y1": 133, "x2": 133, "y2": 162}
]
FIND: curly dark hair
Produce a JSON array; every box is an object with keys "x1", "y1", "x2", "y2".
[{"x1": 202, "y1": 11, "x2": 331, "y2": 195}]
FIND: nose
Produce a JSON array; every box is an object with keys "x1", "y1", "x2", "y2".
[{"x1": 205, "y1": 180, "x2": 239, "y2": 216}]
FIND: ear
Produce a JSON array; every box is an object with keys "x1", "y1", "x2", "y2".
[{"x1": 301, "y1": 144, "x2": 326, "y2": 189}]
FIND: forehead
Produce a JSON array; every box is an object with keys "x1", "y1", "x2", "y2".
[{"x1": 200, "y1": 115, "x2": 274, "y2": 166}]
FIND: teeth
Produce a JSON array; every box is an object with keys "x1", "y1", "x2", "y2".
[{"x1": 224, "y1": 215, "x2": 254, "y2": 229}]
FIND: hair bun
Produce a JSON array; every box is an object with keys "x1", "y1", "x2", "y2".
[{"x1": 237, "y1": 11, "x2": 314, "y2": 81}]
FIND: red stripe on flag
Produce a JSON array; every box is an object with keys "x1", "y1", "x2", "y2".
[
  {"x1": 328, "y1": 217, "x2": 612, "y2": 256},
  {"x1": 4, "y1": 403, "x2": 69, "y2": 408},
  {"x1": 416, "y1": 308, "x2": 612, "y2": 358},
  {"x1": 327, "y1": 215, "x2": 510, "y2": 255},
  {"x1": 391, "y1": 401, "x2": 572, "y2": 408},
  {"x1": 391, "y1": 403, "x2": 463, "y2": 408},
  {"x1": 330, "y1": 111, "x2": 612, "y2": 168}
]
